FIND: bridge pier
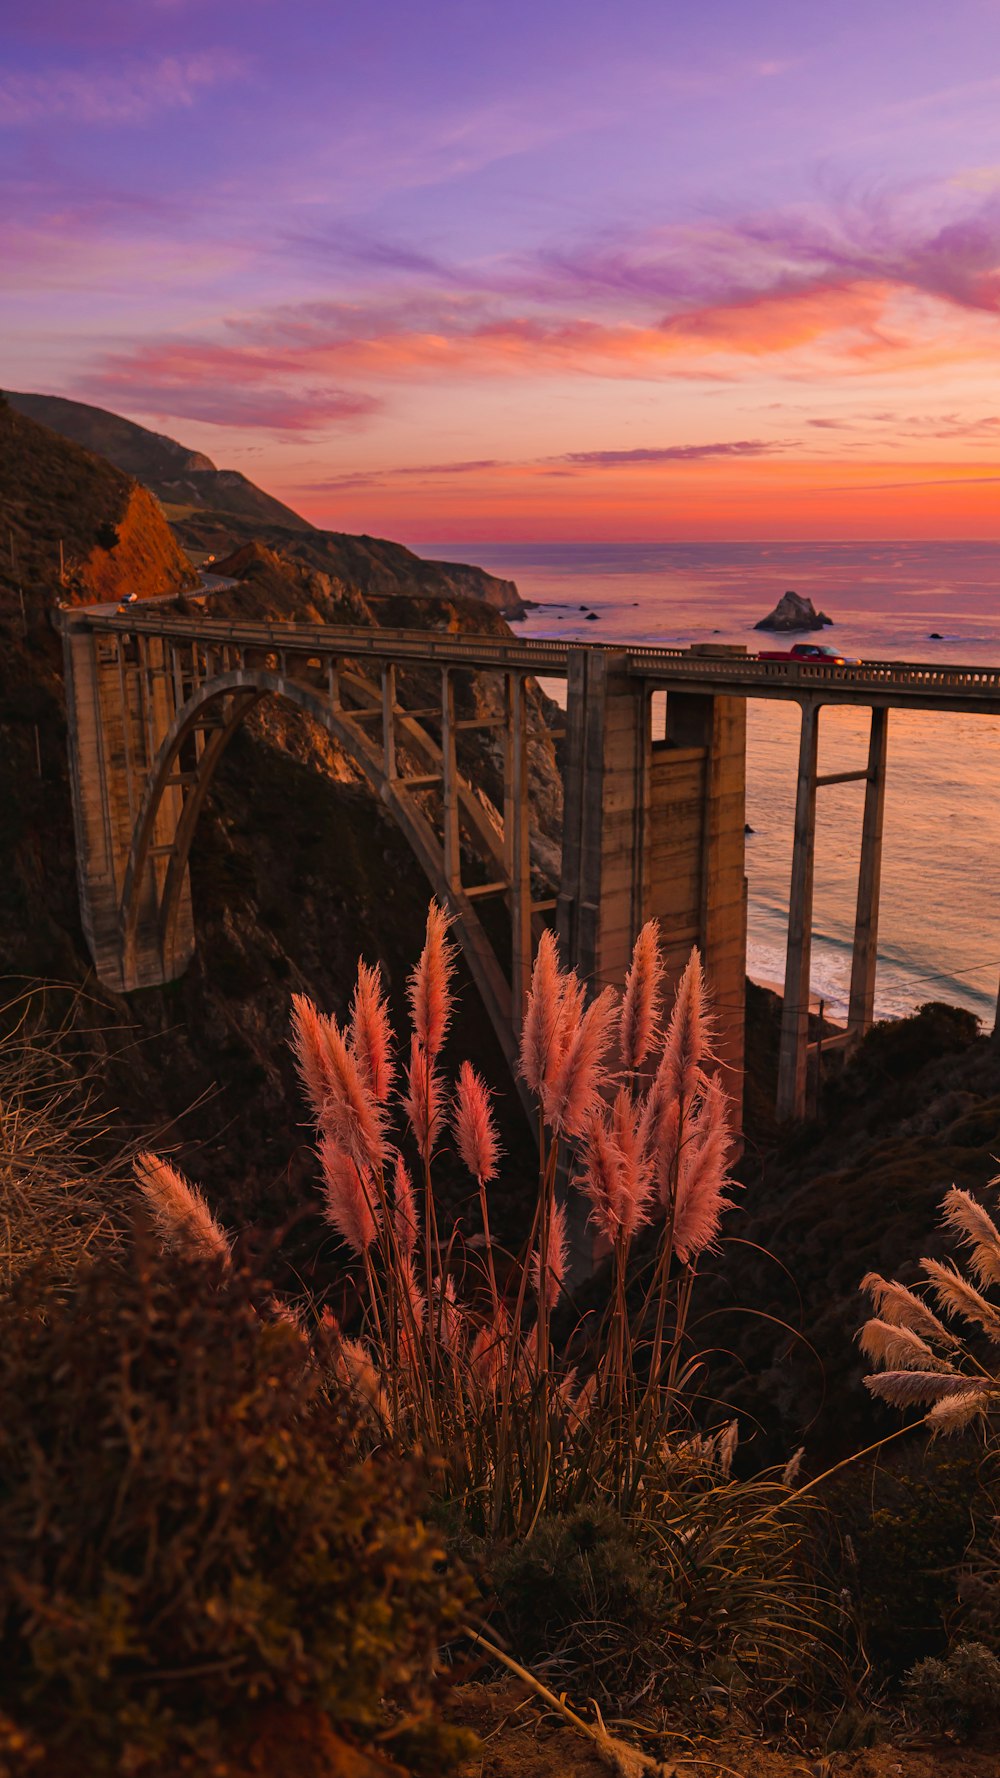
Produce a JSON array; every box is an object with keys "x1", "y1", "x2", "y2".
[
  {"x1": 776, "y1": 698, "x2": 820, "y2": 1121},
  {"x1": 777, "y1": 700, "x2": 891, "y2": 1120},
  {"x1": 62, "y1": 616, "x2": 196, "y2": 991},
  {"x1": 558, "y1": 646, "x2": 747, "y2": 1118},
  {"x1": 848, "y1": 706, "x2": 889, "y2": 1039}
]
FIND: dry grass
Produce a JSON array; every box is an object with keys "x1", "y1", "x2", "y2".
[{"x1": 0, "y1": 989, "x2": 130, "y2": 1288}]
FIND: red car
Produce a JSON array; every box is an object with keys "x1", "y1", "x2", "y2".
[{"x1": 757, "y1": 641, "x2": 860, "y2": 666}]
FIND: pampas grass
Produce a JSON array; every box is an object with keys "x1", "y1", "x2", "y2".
[
  {"x1": 861, "y1": 1169, "x2": 1000, "y2": 1437},
  {"x1": 134, "y1": 1151, "x2": 231, "y2": 1268},
  {"x1": 139, "y1": 914, "x2": 738, "y2": 1535}
]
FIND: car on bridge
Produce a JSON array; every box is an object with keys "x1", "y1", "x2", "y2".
[{"x1": 757, "y1": 641, "x2": 861, "y2": 666}]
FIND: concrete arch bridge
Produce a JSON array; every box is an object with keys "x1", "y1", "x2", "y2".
[{"x1": 60, "y1": 608, "x2": 1000, "y2": 1123}]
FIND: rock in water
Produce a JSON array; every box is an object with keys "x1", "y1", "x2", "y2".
[{"x1": 754, "y1": 590, "x2": 833, "y2": 632}]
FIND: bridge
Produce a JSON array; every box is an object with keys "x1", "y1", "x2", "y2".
[{"x1": 59, "y1": 606, "x2": 1000, "y2": 1123}]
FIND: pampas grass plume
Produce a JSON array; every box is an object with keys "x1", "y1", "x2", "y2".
[
  {"x1": 620, "y1": 918, "x2": 662, "y2": 1071},
  {"x1": 403, "y1": 1035, "x2": 444, "y2": 1150},
  {"x1": 350, "y1": 960, "x2": 395, "y2": 1103},
  {"x1": 134, "y1": 1151, "x2": 232, "y2": 1267},
  {"x1": 408, "y1": 900, "x2": 455, "y2": 1059},
  {"x1": 519, "y1": 926, "x2": 565, "y2": 1095},
  {"x1": 392, "y1": 1151, "x2": 418, "y2": 1260},
  {"x1": 610, "y1": 1087, "x2": 655, "y2": 1238},
  {"x1": 660, "y1": 947, "x2": 711, "y2": 1108},
  {"x1": 319, "y1": 1136, "x2": 380, "y2": 1255},
  {"x1": 671, "y1": 1074, "x2": 733, "y2": 1263},
  {"x1": 531, "y1": 1199, "x2": 568, "y2": 1310},
  {"x1": 860, "y1": 1272, "x2": 959, "y2": 1348},
  {"x1": 926, "y1": 1389, "x2": 992, "y2": 1437},
  {"x1": 545, "y1": 985, "x2": 618, "y2": 1137},
  {"x1": 921, "y1": 1257, "x2": 1000, "y2": 1342},
  {"x1": 940, "y1": 1187, "x2": 1000, "y2": 1289},
  {"x1": 453, "y1": 1061, "x2": 500, "y2": 1183},
  {"x1": 289, "y1": 993, "x2": 329, "y2": 1128},
  {"x1": 859, "y1": 1318, "x2": 952, "y2": 1373}
]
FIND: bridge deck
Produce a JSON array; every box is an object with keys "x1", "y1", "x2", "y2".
[{"x1": 67, "y1": 609, "x2": 1000, "y2": 713}]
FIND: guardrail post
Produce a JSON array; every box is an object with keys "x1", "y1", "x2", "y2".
[
  {"x1": 777, "y1": 696, "x2": 820, "y2": 1120},
  {"x1": 847, "y1": 706, "x2": 889, "y2": 1040}
]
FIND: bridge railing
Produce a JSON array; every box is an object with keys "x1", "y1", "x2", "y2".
[{"x1": 69, "y1": 609, "x2": 1000, "y2": 700}]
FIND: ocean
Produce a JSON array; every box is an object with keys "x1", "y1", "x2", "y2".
[{"x1": 425, "y1": 540, "x2": 1000, "y2": 1029}]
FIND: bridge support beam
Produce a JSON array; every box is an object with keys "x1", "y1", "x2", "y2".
[
  {"x1": 847, "y1": 706, "x2": 889, "y2": 1040},
  {"x1": 558, "y1": 647, "x2": 747, "y2": 1120},
  {"x1": 777, "y1": 698, "x2": 820, "y2": 1121},
  {"x1": 61, "y1": 616, "x2": 194, "y2": 991}
]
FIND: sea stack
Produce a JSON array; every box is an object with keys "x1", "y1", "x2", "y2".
[{"x1": 754, "y1": 590, "x2": 833, "y2": 632}]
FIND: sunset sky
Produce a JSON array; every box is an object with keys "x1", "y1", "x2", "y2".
[{"x1": 5, "y1": 0, "x2": 1000, "y2": 541}]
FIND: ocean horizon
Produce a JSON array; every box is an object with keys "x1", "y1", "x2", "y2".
[{"x1": 425, "y1": 539, "x2": 1000, "y2": 1030}]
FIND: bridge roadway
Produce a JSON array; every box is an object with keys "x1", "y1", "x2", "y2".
[
  {"x1": 83, "y1": 606, "x2": 1000, "y2": 714},
  {"x1": 61, "y1": 603, "x2": 1000, "y2": 1129}
]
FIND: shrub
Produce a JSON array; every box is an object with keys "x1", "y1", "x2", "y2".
[
  {"x1": 903, "y1": 1640, "x2": 1000, "y2": 1738},
  {"x1": 0, "y1": 1239, "x2": 468, "y2": 1773},
  {"x1": 485, "y1": 1474, "x2": 851, "y2": 1725},
  {"x1": 0, "y1": 1007, "x2": 128, "y2": 1289}
]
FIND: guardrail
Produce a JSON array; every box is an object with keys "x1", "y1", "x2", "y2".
[{"x1": 66, "y1": 608, "x2": 1000, "y2": 702}]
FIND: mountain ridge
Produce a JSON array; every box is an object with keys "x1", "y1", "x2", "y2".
[{"x1": 6, "y1": 390, "x2": 525, "y2": 616}]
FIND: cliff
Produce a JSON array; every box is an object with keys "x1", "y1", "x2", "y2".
[{"x1": 7, "y1": 391, "x2": 527, "y2": 617}]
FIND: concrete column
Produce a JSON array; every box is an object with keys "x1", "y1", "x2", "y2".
[
  {"x1": 777, "y1": 697, "x2": 820, "y2": 1121},
  {"x1": 381, "y1": 663, "x2": 396, "y2": 779},
  {"x1": 847, "y1": 705, "x2": 889, "y2": 1039},
  {"x1": 504, "y1": 672, "x2": 532, "y2": 1027},
  {"x1": 646, "y1": 681, "x2": 747, "y2": 1119},
  {"x1": 441, "y1": 668, "x2": 461, "y2": 891},
  {"x1": 557, "y1": 648, "x2": 648, "y2": 994}
]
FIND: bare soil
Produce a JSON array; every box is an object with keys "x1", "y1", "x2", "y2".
[{"x1": 451, "y1": 1684, "x2": 1000, "y2": 1778}]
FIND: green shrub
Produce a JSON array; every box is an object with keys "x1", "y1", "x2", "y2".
[
  {"x1": 479, "y1": 1479, "x2": 854, "y2": 1725},
  {"x1": 903, "y1": 1641, "x2": 1000, "y2": 1738},
  {"x1": 0, "y1": 1240, "x2": 468, "y2": 1773}
]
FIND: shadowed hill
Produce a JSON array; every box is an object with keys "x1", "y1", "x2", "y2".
[
  {"x1": 0, "y1": 399, "x2": 197, "y2": 615},
  {"x1": 7, "y1": 389, "x2": 526, "y2": 616},
  {"x1": 7, "y1": 391, "x2": 314, "y2": 535}
]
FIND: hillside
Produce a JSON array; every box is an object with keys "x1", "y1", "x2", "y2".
[
  {"x1": 0, "y1": 404, "x2": 557, "y2": 1252},
  {"x1": 7, "y1": 389, "x2": 526, "y2": 616},
  {"x1": 0, "y1": 400, "x2": 197, "y2": 615},
  {"x1": 7, "y1": 391, "x2": 315, "y2": 534}
]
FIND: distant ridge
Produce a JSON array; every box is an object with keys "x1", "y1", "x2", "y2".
[
  {"x1": 7, "y1": 389, "x2": 525, "y2": 617},
  {"x1": 7, "y1": 392, "x2": 314, "y2": 534}
]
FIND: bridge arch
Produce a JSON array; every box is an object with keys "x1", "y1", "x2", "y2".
[{"x1": 120, "y1": 668, "x2": 524, "y2": 1072}]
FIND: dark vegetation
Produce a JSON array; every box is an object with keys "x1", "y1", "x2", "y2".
[{"x1": 0, "y1": 1239, "x2": 469, "y2": 1775}]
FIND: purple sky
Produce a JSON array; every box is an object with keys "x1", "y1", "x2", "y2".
[{"x1": 5, "y1": 0, "x2": 1000, "y2": 539}]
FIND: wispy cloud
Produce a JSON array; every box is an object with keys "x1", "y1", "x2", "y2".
[
  {"x1": 299, "y1": 439, "x2": 778, "y2": 491},
  {"x1": 559, "y1": 440, "x2": 777, "y2": 465},
  {"x1": 0, "y1": 51, "x2": 248, "y2": 126}
]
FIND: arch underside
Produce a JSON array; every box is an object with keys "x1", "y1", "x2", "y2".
[{"x1": 120, "y1": 666, "x2": 532, "y2": 1074}]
